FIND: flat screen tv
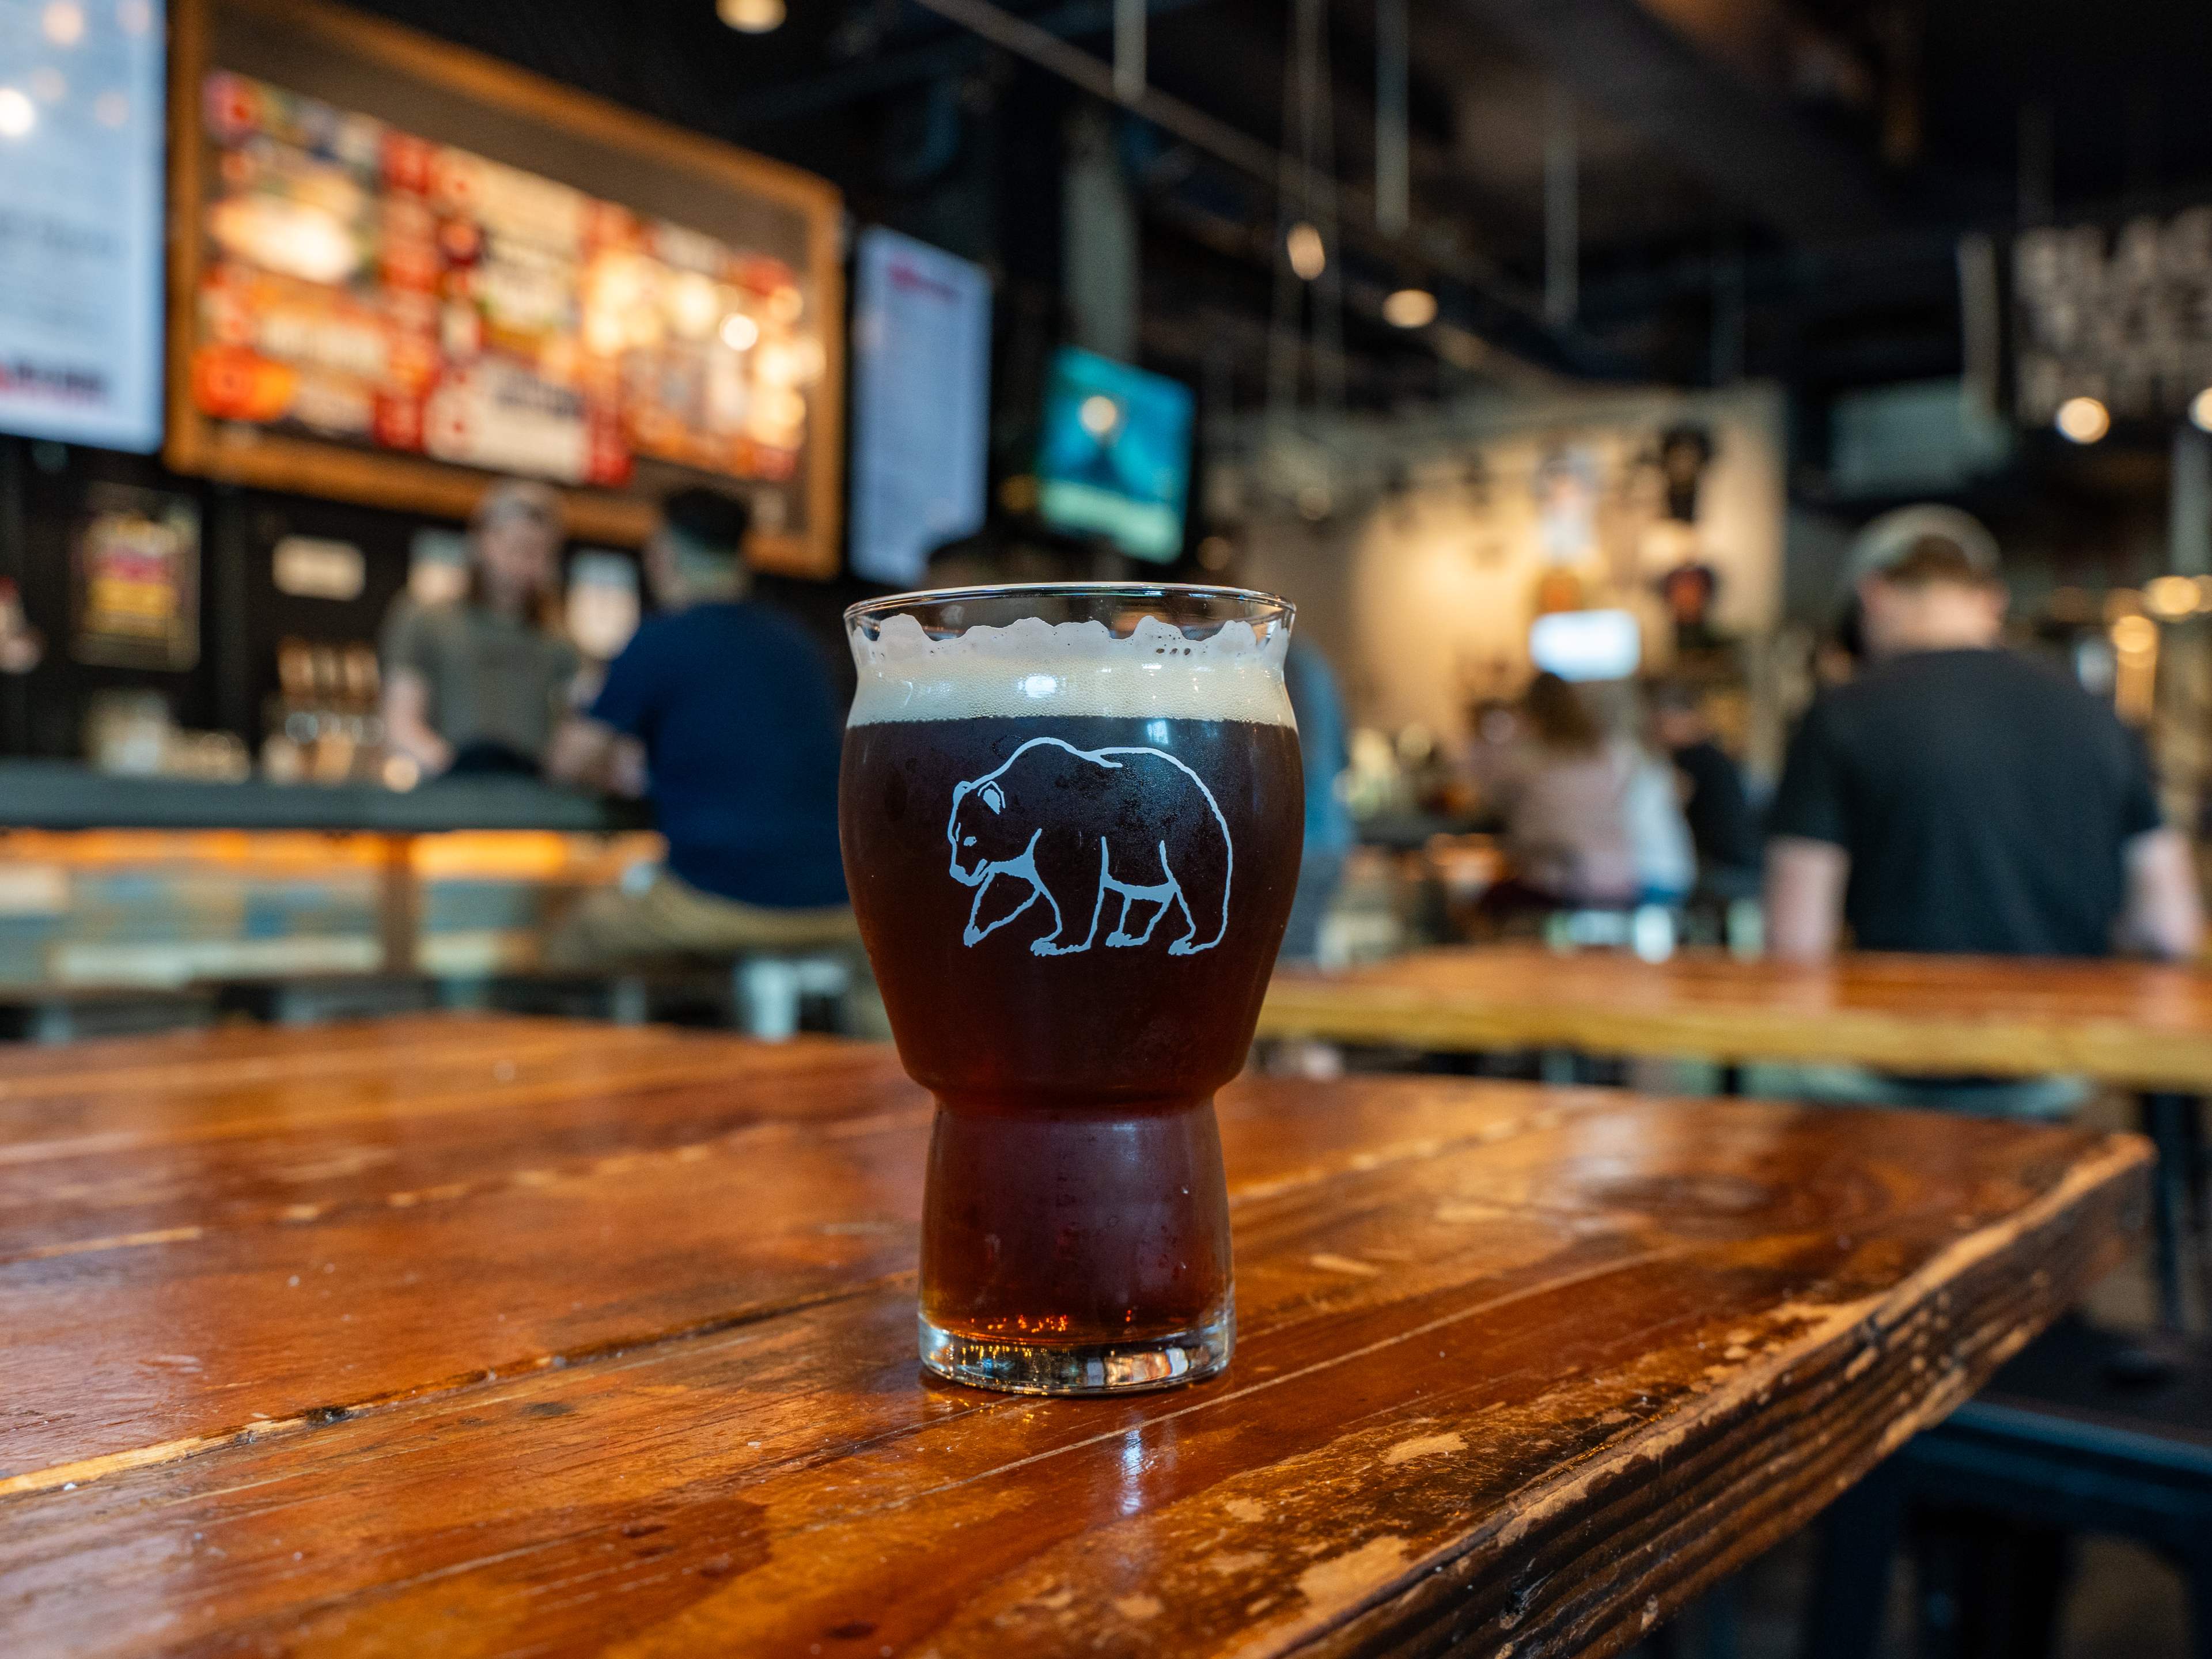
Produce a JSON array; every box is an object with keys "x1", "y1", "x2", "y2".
[{"x1": 1035, "y1": 347, "x2": 1193, "y2": 563}]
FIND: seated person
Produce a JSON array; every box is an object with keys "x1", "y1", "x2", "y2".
[
  {"x1": 1480, "y1": 672, "x2": 1695, "y2": 915},
  {"x1": 1649, "y1": 679, "x2": 1761, "y2": 897},
  {"x1": 1279, "y1": 637, "x2": 1355, "y2": 963},
  {"x1": 382, "y1": 481, "x2": 579, "y2": 777},
  {"x1": 546, "y1": 487, "x2": 854, "y2": 963}
]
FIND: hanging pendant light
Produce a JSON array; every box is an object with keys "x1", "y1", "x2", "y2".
[{"x1": 718, "y1": 0, "x2": 785, "y2": 33}]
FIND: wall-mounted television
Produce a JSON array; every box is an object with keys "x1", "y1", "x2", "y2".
[
  {"x1": 849, "y1": 227, "x2": 991, "y2": 587},
  {"x1": 1035, "y1": 347, "x2": 1192, "y2": 563},
  {"x1": 0, "y1": 0, "x2": 166, "y2": 451}
]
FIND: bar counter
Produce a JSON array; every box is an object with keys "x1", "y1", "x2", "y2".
[
  {"x1": 0, "y1": 764, "x2": 658, "y2": 994},
  {"x1": 0, "y1": 758, "x2": 643, "y2": 833}
]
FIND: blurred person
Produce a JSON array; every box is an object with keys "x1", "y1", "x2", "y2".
[
  {"x1": 1482, "y1": 672, "x2": 1694, "y2": 913},
  {"x1": 1278, "y1": 637, "x2": 1354, "y2": 963},
  {"x1": 1649, "y1": 679, "x2": 1760, "y2": 894},
  {"x1": 1812, "y1": 596, "x2": 1867, "y2": 690},
  {"x1": 381, "y1": 481, "x2": 579, "y2": 777},
  {"x1": 1766, "y1": 505, "x2": 2200, "y2": 967},
  {"x1": 545, "y1": 487, "x2": 853, "y2": 964}
]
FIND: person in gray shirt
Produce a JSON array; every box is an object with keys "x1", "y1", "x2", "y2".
[{"x1": 381, "y1": 481, "x2": 581, "y2": 777}]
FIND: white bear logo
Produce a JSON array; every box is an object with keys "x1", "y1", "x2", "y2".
[{"x1": 946, "y1": 737, "x2": 1234, "y2": 957}]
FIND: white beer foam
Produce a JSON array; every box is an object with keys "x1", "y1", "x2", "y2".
[{"x1": 849, "y1": 612, "x2": 1295, "y2": 726}]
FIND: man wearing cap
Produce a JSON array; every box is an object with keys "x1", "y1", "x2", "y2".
[
  {"x1": 545, "y1": 487, "x2": 855, "y2": 964},
  {"x1": 1767, "y1": 505, "x2": 2201, "y2": 984}
]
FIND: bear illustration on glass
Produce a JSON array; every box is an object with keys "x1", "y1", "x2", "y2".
[
  {"x1": 840, "y1": 586, "x2": 1303, "y2": 1394},
  {"x1": 947, "y1": 737, "x2": 1233, "y2": 956}
]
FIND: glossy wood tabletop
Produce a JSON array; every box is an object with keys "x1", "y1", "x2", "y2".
[
  {"x1": 1262, "y1": 945, "x2": 2212, "y2": 1090},
  {"x1": 0, "y1": 1016, "x2": 2148, "y2": 1658}
]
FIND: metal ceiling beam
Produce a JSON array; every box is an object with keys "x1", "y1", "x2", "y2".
[
  {"x1": 728, "y1": 0, "x2": 1215, "y2": 130},
  {"x1": 907, "y1": 0, "x2": 1641, "y2": 375},
  {"x1": 1450, "y1": 0, "x2": 1893, "y2": 244}
]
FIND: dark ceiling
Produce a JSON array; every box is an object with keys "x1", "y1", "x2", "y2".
[{"x1": 344, "y1": 0, "x2": 2212, "y2": 408}]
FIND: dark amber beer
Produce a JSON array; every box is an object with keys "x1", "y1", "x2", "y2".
[{"x1": 840, "y1": 586, "x2": 1301, "y2": 1393}]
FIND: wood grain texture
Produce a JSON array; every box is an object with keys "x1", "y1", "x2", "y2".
[
  {"x1": 0, "y1": 1017, "x2": 2148, "y2": 1657},
  {"x1": 1262, "y1": 945, "x2": 2212, "y2": 1090}
]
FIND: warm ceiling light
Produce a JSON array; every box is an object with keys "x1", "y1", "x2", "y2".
[
  {"x1": 718, "y1": 312, "x2": 759, "y2": 351},
  {"x1": 2055, "y1": 395, "x2": 2110, "y2": 444},
  {"x1": 2191, "y1": 388, "x2": 2212, "y2": 434},
  {"x1": 1286, "y1": 221, "x2": 1325, "y2": 281},
  {"x1": 41, "y1": 2, "x2": 84, "y2": 47},
  {"x1": 2111, "y1": 614, "x2": 2158, "y2": 655},
  {"x1": 1381, "y1": 287, "x2": 1437, "y2": 327},
  {"x1": 718, "y1": 0, "x2": 785, "y2": 32},
  {"x1": 1077, "y1": 394, "x2": 1120, "y2": 438},
  {"x1": 0, "y1": 88, "x2": 35, "y2": 139},
  {"x1": 2146, "y1": 574, "x2": 2200, "y2": 620}
]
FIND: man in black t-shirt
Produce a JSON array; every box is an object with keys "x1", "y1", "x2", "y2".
[{"x1": 1766, "y1": 506, "x2": 2200, "y2": 964}]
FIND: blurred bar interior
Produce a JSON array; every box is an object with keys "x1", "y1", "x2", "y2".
[
  {"x1": 8, "y1": 0, "x2": 2212, "y2": 984},
  {"x1": 3, "y1": 0, "x2": 2210, "y2": 991},
  {"x1": 6, "y1": 0, "x2": 2212, "y2": 1645}
]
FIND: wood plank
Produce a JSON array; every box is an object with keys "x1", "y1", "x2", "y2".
[
  {"x1": 0, "y1": 1064, "x2": 2143, "y2": 1655},
  {"x1": 1261, "y1": 945, "x2": 2212, "y2": 1090}
]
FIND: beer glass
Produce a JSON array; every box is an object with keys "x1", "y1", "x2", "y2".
[{"x1": 840, "y1": 584, "x2": 1302, "y2": 1394}]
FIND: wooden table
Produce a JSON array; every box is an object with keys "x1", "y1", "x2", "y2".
[
  {"x1": 1262, "y1": 946, "x2": 2212, "y2": 1326},
  {"x1": 0, "y1": 1017, "x2": 2147, "y2": 1657},
  {"x1": 1261, "y1": 947, "x2": 2212, "y2": 1090}
]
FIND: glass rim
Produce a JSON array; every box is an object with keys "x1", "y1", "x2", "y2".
[{"x1": 843, "y1": 581, "x2": 1294, "y2": 627}]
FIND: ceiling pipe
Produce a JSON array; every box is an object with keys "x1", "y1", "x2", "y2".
[{"x1": 906, "y1": 0, "x2": 1612, "y2": 368}]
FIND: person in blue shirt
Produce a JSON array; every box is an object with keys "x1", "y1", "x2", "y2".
[
  {"x1": 545, "y1": 487, "x2": 854, "y2": 964},
  {"x1": 1279, "y1": 637, "x2": 1354, "y2": 962}
]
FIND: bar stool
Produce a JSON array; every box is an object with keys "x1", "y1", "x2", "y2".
[
  {"x1": 732, "y1": 951, "x2": 852, "y2": 1041},
  {"x1": 1804, "y1": 1316, "x2": 2212, "y2": 1659}
]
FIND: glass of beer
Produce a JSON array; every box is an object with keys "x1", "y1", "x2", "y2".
[{"x1": 840, "y1": 584, "x2": 1302, "y2": 1394}]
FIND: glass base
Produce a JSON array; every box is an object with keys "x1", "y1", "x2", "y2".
[{"x1": 918, "y1": 1306, "x2": 1234, "y2": 1396}]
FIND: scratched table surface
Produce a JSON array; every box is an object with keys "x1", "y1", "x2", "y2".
[
  {"x1": 0, "y1": 1016, "x2": 2149, "y2": 1658},
  {"x1": 1261, "y1": 945, "x2": 2212, "y2": 1091}
]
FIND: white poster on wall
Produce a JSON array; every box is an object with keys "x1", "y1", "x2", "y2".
[
  {"x1": 849, "y1": 226, "x2": 990, "y2": 587},
  {"x1": 0, "y1": 0, "x2": 165, "y2": 452}
]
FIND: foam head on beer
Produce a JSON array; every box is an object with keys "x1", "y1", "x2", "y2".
[{"x1": 847, "y1": 611, "x2": 1295, "y2": 727}]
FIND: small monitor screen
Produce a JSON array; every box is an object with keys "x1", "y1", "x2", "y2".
[
  {"x1": 1035, "y1": 347, "x2": 1193, "y2": 562},
  {"x1": 1529, "y1": 609, "x2": 1642, "y2": 682},
  {"x1": 849, "y1": 228, "x2": 991, "y2": 586}
]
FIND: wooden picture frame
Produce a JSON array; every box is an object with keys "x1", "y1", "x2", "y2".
[{"x1": 165, "y1": 0, "x2": 846, "y2": 577}]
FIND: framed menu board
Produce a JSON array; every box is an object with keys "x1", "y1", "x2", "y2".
[{"x1": 165, "y1": 0, "x2": 843, "y2": 575}]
